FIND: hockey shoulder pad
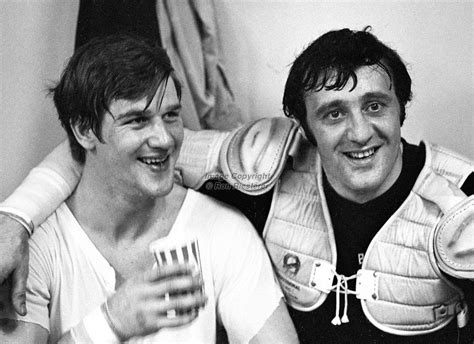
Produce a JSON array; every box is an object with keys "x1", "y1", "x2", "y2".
[
  {"x1": 434, "y1": 195, "x2": 474, "y2": 280},
  {"x1": 219, "y1": 117, "x2": 300, "y2": 195},
  {"x1": 416, "y1": 170, "x2": 474, "y2": 279},
  {"x1": 176, "y1": 128, "x2": 230, "y2": 189}
]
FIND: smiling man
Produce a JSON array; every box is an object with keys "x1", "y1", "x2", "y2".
[
  {"x1": 275, "y1": 28, "x2": 473, "y2": 342},
  {"x1": 0, "y1": 28, "x2": 473, "y2": 343},
  {"x1": 0, "y1": 34, "x2": 297, "y2": 344},
  {"x1": 302, "y1": 65, "x2": 403, "y2": 204}
]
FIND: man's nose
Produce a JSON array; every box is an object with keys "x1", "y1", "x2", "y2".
[
  {"x1": 346, "y1": 111, "x2": 373, "y2": 144},
  {"x1": 147, "y1": 119, "x2": 173, "y2": 148}
]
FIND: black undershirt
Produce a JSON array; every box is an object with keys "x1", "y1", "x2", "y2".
[
  {"x1": 288, "y1": 141, "x2": 474, "y2": 343},
  {"x1": 200, "y1": 140, "x2": 474, "y2": 343}
]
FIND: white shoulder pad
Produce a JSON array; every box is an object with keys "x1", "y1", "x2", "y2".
[
  {"x1": 176, "y1": 128, "x2": 230, "y2": 189},
  {"x1": 219, "y1": 117, "x2": 300, "y2": 195},
  {"x1": 434, "y1": 196, "x2": 474, "y2": 279},
  {"x1": 427, "y1": 141, "x2": 474, "y2": 186}
]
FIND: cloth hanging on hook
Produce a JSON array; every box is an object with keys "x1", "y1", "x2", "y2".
[
  {"x1": 75, "y1": 0, "x2": 242, "y2": 130},
  {"x1": 156, "y1": 0, "x2": 243, "y2": 130}
]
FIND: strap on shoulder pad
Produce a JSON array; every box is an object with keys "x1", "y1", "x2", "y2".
[
  {"x1": 434, "y1": 196, "x2": 474, "y2": 279},
  {"x1": 219, "y1": 117, "x2": 300, "y2": 195}
]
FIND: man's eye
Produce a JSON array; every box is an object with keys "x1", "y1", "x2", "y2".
[
  {"x1": 366, "y1": 102, "x2": 382, "y2": 112},
  {"x1": 163, "y1": 111, "x2": 180, "y2": 121},
  {"x1": 127, "y1": 117, "x2": 147, "y2": 125},
  {"x1": 326, "y1": 111, "x2": 343, "y2": 120}
]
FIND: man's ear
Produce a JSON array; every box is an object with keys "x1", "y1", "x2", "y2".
[
  {"x1": 71, "y1": 123, "x2": 98, "y2": 151},
  {"x1": 295, "y1": 119, "x2": 318, "y2": 147}
]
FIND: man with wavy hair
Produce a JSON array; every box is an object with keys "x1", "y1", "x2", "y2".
[{"x1": 0, "y1": 34, "x2": 296, "y2": 343}]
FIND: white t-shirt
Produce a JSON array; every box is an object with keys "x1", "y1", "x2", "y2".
[{"x1": 0, "y1": 190, "x2": 282, "y2": 343}]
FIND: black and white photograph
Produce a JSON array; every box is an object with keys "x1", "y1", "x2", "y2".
[{"x1": 0, "y1": 1, "x2": 473, "y2": 343}]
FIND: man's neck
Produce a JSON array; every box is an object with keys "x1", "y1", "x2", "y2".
[{"x1": 66, "y1": 166, "x2": 181, "y2": 242}]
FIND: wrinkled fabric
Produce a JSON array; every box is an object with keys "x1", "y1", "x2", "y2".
[{"x1": 157, "y1": 0, "x2": 243, "y2": 130}]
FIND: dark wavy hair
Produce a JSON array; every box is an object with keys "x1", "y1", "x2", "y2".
[
  {"x1": 283, "y1": 27, "x2": 412, "y2": 140},
  {"x1": 50, "y1": 33, "x2": 182, "y2": 163}
]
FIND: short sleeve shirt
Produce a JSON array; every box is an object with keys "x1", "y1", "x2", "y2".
[{"x1": 0, "y1": 190, "x2": 282, "y2": 343}]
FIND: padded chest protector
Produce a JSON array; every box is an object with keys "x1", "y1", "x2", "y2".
[
  {"x1": 264, "y1": 141, "x2": 473, "y2": 335},
  {"x1": 176, "y1": 119, "x2": 474, "y2": 335}
]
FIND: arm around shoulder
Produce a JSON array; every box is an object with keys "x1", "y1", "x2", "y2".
[{"x1": 0, "y1": 139, "x2": 82, "y2": 228}]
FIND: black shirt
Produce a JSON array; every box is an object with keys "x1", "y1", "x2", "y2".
[
  {"x1": 201, "y1": 140, "x2": 474, "y2": 343},
  {"x1": 288, "y1": 141, "x2": 474, "y2": 343}
]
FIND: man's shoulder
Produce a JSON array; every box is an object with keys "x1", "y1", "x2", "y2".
[
  {"x1": 408, "y1": 140, "x2": 474, "y2": 198},
  {"x1": 423, "y1": 141, "x2": 473, "y2": 184},
  {"x1": 405, "y1": 140, "x2": 473, "y2": 164},
  {"x1": 32, "y1": 202, "x2": 74, "y2": 252},
  {"x1": 426, "y1": 141, "x2": 473, "y2": 165},
  {"x1": 180, "y1": 189, "x2": 258, "y2": 245},
  {"x1": 37, "y1": 202, "x2": 69, "y2": 233},
  {"x1": 186, "y1": 189, "x2": 250, "y2": 223}
]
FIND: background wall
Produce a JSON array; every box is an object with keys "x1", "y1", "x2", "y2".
[
  {"x1": 1, "y1": 0, "x2": 79, "y2": 199},
  {"x1": 214, "y1": 0, "x2": 473, "y2": 158},
  {"x1": 1, "y1": 0, "x2": 472, "y2": 200}
]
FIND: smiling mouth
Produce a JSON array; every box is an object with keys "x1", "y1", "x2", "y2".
[
  {"x1": 344, "y1": 147, "x2": 379, "y2": 160},
  {"x1": 138, "y1": 156, "x2": 169, "y2": 169}
]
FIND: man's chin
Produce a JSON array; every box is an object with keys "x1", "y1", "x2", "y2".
[
  {"x1": 136, "y1": 177, "x2": 175, "y2": 199},
  {"x1": 150, "y1": 184, "x2": 174, "y2": 199},
  {"x1": 336, "y1": 171, "x2": 387, "y2": 202}
]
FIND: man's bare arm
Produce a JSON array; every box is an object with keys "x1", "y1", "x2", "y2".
[
  {"x1": 0, "y1": 140, "x2": 82, "y2": 315},
  {"x1": 0, "y1": 140, "x2": 81, "y2": 228},
  {"x1": 0, "y1": 217, "x2": 29, "y2": 315},
  {"x1": 250, "y1": 299, "x2": 299, "y2": 344}
]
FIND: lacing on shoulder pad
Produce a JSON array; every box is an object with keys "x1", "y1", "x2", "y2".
[{"x1": 329, "y1": 269, "x2": 380, "y2": 326}]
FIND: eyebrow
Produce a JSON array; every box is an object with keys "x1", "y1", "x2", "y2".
[
  {"x1": 313, "y1": 100, "x2": 345, "y2": 117},
  {"x1": 114, "y1": 103, "x2": 182, "y2": 122},
  {"x1": 161, "y1": 103, "x2": 182, "y2": 114},
  {"x1": 113, "y1": 109, "x2": 144, "y2": 121},
  {"x1": 361, "y1": 92, "x2": 393, "y2": 103}
]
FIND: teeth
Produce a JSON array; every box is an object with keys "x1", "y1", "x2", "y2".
[
  {"x1": 140, "y1": 157, "x2": 167, "y2": 165},
  {"x1": 347, "y1": 148, "x2": 375, "y2": 159}
]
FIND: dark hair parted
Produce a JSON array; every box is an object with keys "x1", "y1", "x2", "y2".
[
  {"x1": 50, "y1": 34, "x2": 182, "y2": 163},
  {"x1": 283, "y1": 27, "x2": 412, "y2": 135}
]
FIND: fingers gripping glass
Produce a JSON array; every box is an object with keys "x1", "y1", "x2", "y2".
[{"x1": 149, "y1": 238, "x2": 204, "y2": 318}]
